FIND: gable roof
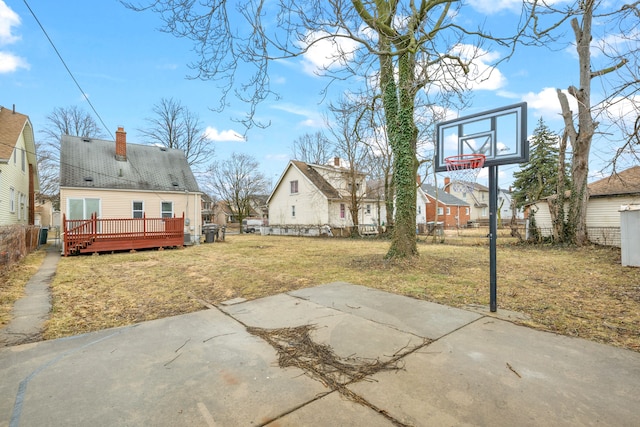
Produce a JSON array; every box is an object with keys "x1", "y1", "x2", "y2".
[
  {"x1": 60, "y1": 134, "x2": 200, "y2": 192},
  {"x1": 589, "y1": 166, "x2": 640, "y2": 197},
  {"x1": 421, "y1": 184, "x2": 469, "y2": 206},
  {"x1": 0, "y1": 106, "x2": 33, "y2": 161},
  {"x1": 290, "y1": 160, "x2": 341, "y2": 199}
]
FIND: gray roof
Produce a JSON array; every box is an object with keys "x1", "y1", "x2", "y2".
[
  {"x1": 421, "y1": 184, "x2": 469, "y2": 206},
  {"x1": 60, "y1": 135, "x2": 200, "y2": 192}
]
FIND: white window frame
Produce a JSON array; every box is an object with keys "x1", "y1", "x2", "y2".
[
  {"x1": 290, "y1": 180, "x2": 298, "y2": 194},
  {"x1": 437, "y1": 207, "x2": 444, "y2": 216},
  {"x1": 21, "y1": 148, "x2": 26, "y2": 172},
  {"x1": 291, "y1": 205, "x2": 296, "y2": 217},
  {"x1": 466, "y1": 207, "x2": 470, "y2": 215},
  {"x1": 132, "y1": 201, "x2": 144, "y2": 218},
  {"x1": 446, "y1": 207, "x2": 451, "y2": 215},
  {"x1": 10, "y1": 187, "x2": 15, "y2": 213},
  {"x1": 161, "y1": 201, "x2": 174, "y2": 218},
  {"x1": 67, "y1": 198, "x2": 101, "y2": 220}
]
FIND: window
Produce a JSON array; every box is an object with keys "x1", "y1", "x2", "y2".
[
  {"x1": 161, "y1": 201, "x2": 173, "y2": 218},
  {"x1": 481, "y1": 193, "x2": 485, "y2": 201},
  {"x1": 482, "y1": 207, "x2": 488, "y2": 217},
  {"x1": 10, "y1": 187, "x2": 15, "y2": 213},
  {"x1": 132, "y1": 201, "x2": 144, "y2": 218},
  {"x1": 291, "y1": 205, "x2": 296, "y2": 217},
  {"x1": 437, "y1": 207, "x2": 444, "y2": 216},
  {"x1": 68, "y1": 198, "x2": 101, "y2": 220},
  {"x1": 340, "y1": 203, "x2": 346, "y2": 219},
  {"x1": 465, "y1": 207, "x2": 470, "y2": 215},
  {"x1": 290, "y1": 180, "x2": 298, "y2": 194},
  {"x1": 446, "y1": 207, "x2": 451, "y2": 215},
  {"x1": 19, "y1": 193, "x2": 26, "y2": 220},
  {"x1": 366, "y1": 204, "x2": 371, "y2": 214},
  {"x1": 417, "y1": 205, "x2": 421, "y2": 215},
  {"x1": 21, "y1": 149, "x2": 25, "y2": 172},
  {"x1": 462, "y1": 192, "x2": 467, "y2": 200}
]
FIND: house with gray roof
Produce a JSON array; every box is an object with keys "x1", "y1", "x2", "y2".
[
  {"x1": 60, "y1": 127, "x2": 202, "y2": 246},
  {"x1": 421, "y1": 184, "x2": 470, "y2": 228}
]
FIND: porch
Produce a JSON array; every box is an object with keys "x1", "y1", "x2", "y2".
[{"x1": 63, "y1": 213, "x2": 185, "y2": 256}]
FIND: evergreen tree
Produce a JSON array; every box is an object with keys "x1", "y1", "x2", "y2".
[{"x1": 512, "y1": 118, "x2": 568, "y2": 208}]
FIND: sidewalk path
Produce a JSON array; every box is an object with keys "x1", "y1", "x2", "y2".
[{"x1": 0, "y1": 244, "x2": 59, "y2": 347}]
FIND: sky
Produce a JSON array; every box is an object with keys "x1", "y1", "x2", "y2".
[{"x1": 1, "y1": 0, "x2": 636, "y2": 192}]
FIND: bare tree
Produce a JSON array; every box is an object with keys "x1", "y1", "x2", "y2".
[
  {"x1": 123, "y1": 0, "x2": 521, "y2": 258},
  {"x1": 207, "y1": 153, "x2": 268, "y2": 233},
  {"x1": 38, "y1": 106, "x2": 106, "y2": 200},
  {"x1": 291, "y1": 132, "x2": 333, "y2": 165},
  {"x1": 139, "y1": 98, "x2": 214, "y2": 169},
  {"x1": 527, "y1": 0, "x2": 637, "y2": 246},
  {"x1": 326, "y1": 96, "x2": 373, "y2": 236}
]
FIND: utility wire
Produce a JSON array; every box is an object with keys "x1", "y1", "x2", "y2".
[{"x1": 21, "y1": 0, "x2": 114, "y2": 140}]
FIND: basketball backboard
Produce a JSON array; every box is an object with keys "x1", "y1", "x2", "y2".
[{"x1": 435, "y1": 102, "x2": 528, "y2": 172}]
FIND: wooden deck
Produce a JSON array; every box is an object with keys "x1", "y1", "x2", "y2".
[{"x1": 63, "y1": 213, "x2": 185, "y2": 256}]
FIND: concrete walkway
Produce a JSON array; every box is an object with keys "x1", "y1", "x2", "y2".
[
  {"x1": 0, "y1": 244, "x2": 59, "y2": 347},
  {"x1": 1, "y1": 282, "x2": 639, "y2": 426}
]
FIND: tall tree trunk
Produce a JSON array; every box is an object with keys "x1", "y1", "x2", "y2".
[
  {"x1": 557, "y1": 2, "x2": 595, "y2": 246},
  {"x1": 385, "y1": 51, "x2": 418, "y2": 258}
]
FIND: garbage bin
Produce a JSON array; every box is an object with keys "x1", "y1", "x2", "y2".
[
  {"x1": 39, "y1": 227, "x2": 49, "y2": 245},
  {"x1": 205, "y1": 230, "x2": 215, "y2": 243}
]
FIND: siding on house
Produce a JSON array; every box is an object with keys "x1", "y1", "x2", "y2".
[
  {"x1": 269, "y1": 165, "x2": 331, "y2": 225},
  {"x1": 61, "y1": 188, "x2": 202, "y2": 235},
  {"x1": 0, "y1": 107, "x2": 39, "y2": 225}
]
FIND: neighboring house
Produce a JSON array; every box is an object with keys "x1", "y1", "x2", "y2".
[
  {"x1": 421, "y1": 184, "x2": 470, "y2": 228},
  {"x1": 60, "y1": 127, "x2": 202, "y2": 252},
  {"x1": 201, "y1": 193, "x2": 214, "y2": 224},
  {"x1": 267, "y1": 159, "x2": 382, "y2": 235},
  {"x1": 527, "y1": 165, "x2": 640, "y2": 246},
  {"x1": 443, "y1": 177, "x2": 489, "y2": 223},
  {"x1": 0, "y1": 105, "x2": 39, "y2": 225}
]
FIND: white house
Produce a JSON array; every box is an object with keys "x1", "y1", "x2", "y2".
[
  {"x1": 0, "y1": 106, "x2": 39, "y2": 225},
  {"x1": 266, "y1": 159, "x2": 432, "y2": 236},
  {"x1": 266, "y1": 159, "x2": 383, "y2": 235},
  {"x1": 526, "y1": 165, "x2": 640, "y2": 246}
]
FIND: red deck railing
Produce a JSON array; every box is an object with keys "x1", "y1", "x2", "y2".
[{"x1": 62, "y1": 213, "x2": 185, "y2": 256}]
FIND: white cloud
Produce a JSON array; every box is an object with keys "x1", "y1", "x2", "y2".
[
  {"x1": 203, "y1": 127, "x2": 245, "y2": 142},
  {"x1": 0, "y1": 1, "x2": 28, "y2": 73},
  {"x1": 299, "y1": 30, "x2": 358, "y2": 76},
  {"x1": 0, "y1": 1, "x2": 20, "y2": 45},
  {"x1": 271, "y1": 103, "x2": 324, "y2": 128},
  {"x1": 0, "y1": 51, "x2": 28, "y2": 73},
  {"x1": 522, "y1": 87, "x2": 578, "y2": 119}
]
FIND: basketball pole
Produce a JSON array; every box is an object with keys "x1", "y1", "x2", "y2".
[{"x1": 489, "y1": 165, "x2": 498, "y2": 312}]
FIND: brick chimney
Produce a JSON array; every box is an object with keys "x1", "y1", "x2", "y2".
[
  {"x1": 115, "y1": 126, "x2": 127, "y2": 161},
  {"x1": 416, "y1": 174, "x2": 421, "y2": 185},
  {"x1": 444, "y1": 177, "x2": 451, "y2": 193},
  {"x1": 334, "y1": 157, "x2": 340, "y2": 167}
]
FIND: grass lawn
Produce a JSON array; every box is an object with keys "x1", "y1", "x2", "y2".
[{"x1": 13, "y1": 233, "x2": 640, "y2": 352}]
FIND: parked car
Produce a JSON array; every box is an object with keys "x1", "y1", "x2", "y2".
[{"x1": 242, "y1": 219, "x2": 262, "y2": 233}]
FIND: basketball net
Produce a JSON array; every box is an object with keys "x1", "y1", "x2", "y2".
[{"x1": 445, "y1": 154, "x2": 486, "y2": 194}]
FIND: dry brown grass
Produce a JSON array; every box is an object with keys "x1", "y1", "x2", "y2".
[
  {"x1": 42, "y1": 234, "x2": 639, "y2": 352},
  {"x1": 0, "y1": 247, "x2": 47, "y2": 327}
]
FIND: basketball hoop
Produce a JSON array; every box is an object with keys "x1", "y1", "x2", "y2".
[{"x1": 445, "y1": 154, "x2": 486, "y2": 193}]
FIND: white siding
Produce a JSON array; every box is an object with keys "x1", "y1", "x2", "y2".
[
  {"x1": 268, "y1": 167, "x2": 330, "y2": 226},
  {"x1": 0, "y1": 133, "x2": 30, "y2": 225},
  {"x1": 587, "y1": 196, "x2": 640, "y2": 227}
]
